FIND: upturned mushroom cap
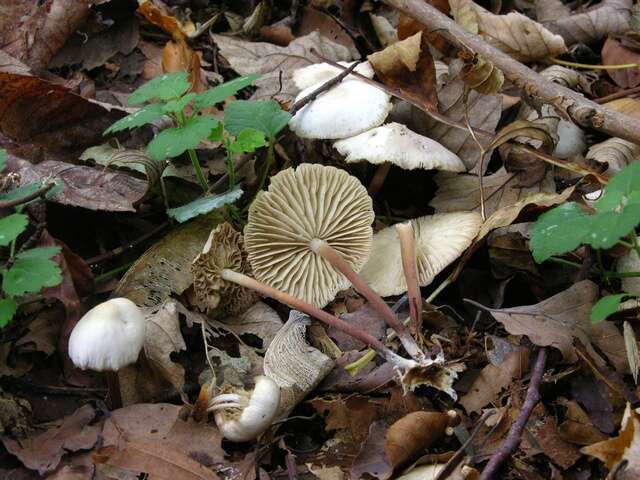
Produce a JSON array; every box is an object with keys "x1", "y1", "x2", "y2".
[
  {"x1": 293, "y1": 61, "x2": 375, "y2": 90},
  {"x1": 245, "y1": 164, "x2": 374, "y2": 307},
  {"x1": 191, "y1": 222, "x2": 257, "y2": 317},
  {"x1": 68, "y1": 298, "x2": 145, "y2": 371},
  {"x1": 334, "y1": 122, "x2": 466, "y2": 172},
  {"x1": 360, "y1": 212, "x2": 483, "y2": 296},
  {"x1": 288, "y1": 80, "x2": 392, "y2": 139}
]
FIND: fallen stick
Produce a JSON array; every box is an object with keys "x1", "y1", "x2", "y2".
[{"x1": 383, "y1": 0, "x2": 640, "y2": 144}]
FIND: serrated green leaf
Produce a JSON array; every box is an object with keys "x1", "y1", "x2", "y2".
[
  {"x1": 0, "y1": 298, "x2": 17, "y2": 328},
  {"x1": 224, "y1": 100, "x2": 291, "y2": 138},
  {"x1": 194, "y1": 74, "x2": 259, "y2": 111},
  {"x1": 3, "y1": 246, "x2": 62, "y2": 296},
  {"x1": 530, "y1": 202, "x2": 592, "y2": 262},
  {"x1": 105, "y1": 103, "x2": 167, "y2": 135},
  {"x1": 163, "y1": 93, "x2": 196, "y2": 114},
  {"x1": 167, "y1": 188, "x2": 243, "y2": 223},
  {"x1": 228, "y1": 128, "x2": 267, "y2": 154},
  {"x1": 0, "y1": 149, "x2": 6, "y2": 174},
  {"x1": 0, "y1": 213, "x2": 28, "y2": 246},
  {"x1": 147, "y1": 115, "x2": 220, "y2": 160},
  {"x1": 591, "y1": 293, "x2": 628, "y2": 323},
  {"x1": 128, "y1": 72, "x2": 191, "y2": 105}
]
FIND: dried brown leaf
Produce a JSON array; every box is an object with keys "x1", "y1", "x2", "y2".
[
  {"x1": 624, "y1": 321, "x2": 640, "y2": 384},
  {"x1": 368, "y1": 31, "x2": 438, "y2": 112},
  {"x1": 459, "y1": 54, "x2": 504, "y2": 95},
  {"x1": 557, "y1": 399, "x2": 608, "y2": 445},
  {"x1": 543, "y1": 0, "x2": 633, "y2": 46},
  {"x1": 586, "y1": 137, "x2": 640, "y2": 176},
  {"x1": 450, "y1": 0, "x2": 567, "y2": 61},
  {"x1": 211, "y1": 32, "x2": 353, "y2": 103},
  {"x1": 523, "y1": 404, "x2": 581, "y2": 469},
  {"x1": 602, "y1": 37, "x2": 640, "y2": 88},
  {"x1": 1, "y1": 405, "x2": 99, "y2": 475},
  {"x1": 535, "y1": 0, "x2": 571, "y2": 24},
  {"x1": 296, "y1": 6, "x2": 359, "y2": 56}
]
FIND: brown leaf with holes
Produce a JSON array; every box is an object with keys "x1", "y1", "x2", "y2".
[
  {"x1": 368, "y1": 32, "x2": 438, "y2": 112},
  {"x1": 1, "y1": 405, "x2": 100, "y2": 475},
  {"x1": 449, "y1": 0, "x2": 567, "y2": 61},
  {"x1": 1, "y1": 0, "x2": 89, "y2": 70},
  {"x1": 602, "y1": 37, "x2": 640, "y2": 88}
]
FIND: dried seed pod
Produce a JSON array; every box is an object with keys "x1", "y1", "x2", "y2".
[
  {"x1": 191, "y1": 222, "x2": 257, "y2": 317},
  {"x1": 263, "y1": 310, "x2": 334, "y2": 418}
]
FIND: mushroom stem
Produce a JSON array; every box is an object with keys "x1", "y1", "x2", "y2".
[
  {"x1": 209, "y1": 393, "x2": 246, "y2": 406},
  {"x1": 105, "y1": 371, "x2": 123, "y2": 410},
  {"x1": 368, "y1": 162, "x2": 392, "y2": 196},
  {"x1": 220, "y1": 269, "x2": 409, "y2": 368},
  {"x1": 308, "y1": 239, "x2": 425, "y2": 362},
  {"x1": 395, "y1": 222, "x2": 423, "y2": 334}
]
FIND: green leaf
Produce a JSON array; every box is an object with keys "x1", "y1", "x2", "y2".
[
  {"x1": 0, "y1": 213, "x2": 28, "y2": 246},
  {"x1": 194, "y1": 74, "x2": 259, "y2": 111},
  {"x1": 0, "y1": 148, "x2": 6, "y2": 173},
  {"x1": 128, "y1": 72, "x2": 191, "y2": 105},
  {"x1": 167, "y1": 188, "x2": 243, "y2": 223},
  {"x1": 209, "y1": 122, "x2": 224, "y2": 142},
  {"x1": 228, "y1": 128, "x2": 267, "y2": 154},
  {"x1": 163, "y1": 93, "x2": 196, "y2": 114},
  {"x1": 104, "y1": 103, "x2": 167, "y2": 135},
  {"x1": 224, "y1": 100, "x2": 291, "y2": 138},
  {"x1": 0, "y1": 298, "x2": 17, "y2": 328},
  {"x1": 147, "y1": 115, "x2": 219, "y2": 161},
  {"x1": 530, "y1": 202, "x2": 592, "y2": 262},
  {"x1": 3, "y1": 246, "x2": 62, "y2": 296},
  {"x1": 591, "y1": 294, "x2": 628, "y2": 323}
]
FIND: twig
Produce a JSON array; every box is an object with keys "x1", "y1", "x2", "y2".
[
  {"x1": 478, "y1": 348, "x2": 547, "y2": 480},
  {"x1": 382, "y1": 0, "x2": 640, "y2": 144},
  {"x1": 595, "y1": 85, "x2": 640, "y2": 104},
  {"x1": 289, "y1": 61, "x2": 360, "y2": 116},
  {"x1": 0, "y1": 181, "x2": 56, "y2": 209}
]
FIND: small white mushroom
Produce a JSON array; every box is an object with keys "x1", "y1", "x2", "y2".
[
  {"x1": 68, "y1": 297, "x2": 145, "y2": 408},
  {"x1": 292, "y1": 61, "x2": 375, "y2": 90},
  {"x1": 208, "y1": 376, "x2": 280, "y2": 442}
]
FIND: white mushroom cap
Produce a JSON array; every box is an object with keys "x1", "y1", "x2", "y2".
[
  {"x1": 68, "y1": 298, "x2": 145, "y2": 371},
  {"x1": 334, "y1": 122, "x2": 466, "y2": 172},
  {"x1": 292, "y1": 61, "x2": 375, "y2": 91},
  {"x1": 212, "y1": 376, "x2": 281, "y2": 442},
  {"x1": 288, "y1": 80, "x2": 392, "y2": 139},
  {"x1": 360, "y1": 212, "x2": 483, "y2": 296}
]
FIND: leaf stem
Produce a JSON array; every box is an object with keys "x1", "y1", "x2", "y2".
[
  {"x1": 548, "y1": 57, "x2": 640, "y2": 70},
  {"x1": 257, "y1": 139, "x2": 275, "y2": 193},
  {"x1": 187, "y1": 149, "x2": 208, "y2": 192}
]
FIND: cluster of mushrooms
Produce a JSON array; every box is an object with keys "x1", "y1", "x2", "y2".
[{"x1": 67, "y1": 61, "x2": 484, "y2": 444}]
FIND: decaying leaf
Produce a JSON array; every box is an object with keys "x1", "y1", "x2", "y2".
[
  {"x1": 557, "y1": 398, "x2": 608, "y2": 445},
  {"x1": 368, "y1": 31, "x2": 438, "y2": 112},
  {"x1": 459, "y1": 53, "x2": 504, "y2": 96},
  {"x1": 1, "y1": 405, "x2": 99, "y2": 475},
  {"x1": 114, "y1": 215, "x2": 215, "y2": 307},
  {"x1": 602, "y1": 37, "x2": 640, "y2": 88},
  {"x1": 586, "y1": 137, "x2": 640, "y2": 176},
  {"x1": 449, "y1": 0, "x2": 567, "y2": 61},
  {"x1": 582, "y1": 403, "x2": 640, "y2": 479},
  {"x1": 542, "y1": 0, "x2": 633, "y2": 46},
  {"x1": 624, "y1": 321, "x2": 640, "y2": 384}
]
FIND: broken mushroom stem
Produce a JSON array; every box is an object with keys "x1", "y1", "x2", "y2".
[
  {"x1": 220, "y1": 269, "x2": 417, "y2": 372},
  {"x1": 308, "y1": 238, "x2": 426, "y2": 362},
  {"x1": 395, "y1": 223, "x2": 423, "y2": 334}
]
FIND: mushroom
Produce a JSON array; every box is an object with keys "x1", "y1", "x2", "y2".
[
  {"x1": 191, "y1": 222, "x2": 257, "y2": 318},
  {"x1": 293, "y1": 61, "x2": 375, "y2": 90},
  {"x1": 360, "y1": 212, "x2": 483, "y2": 296},
  {"x1": 68, "y1": 297, "x2": 145, "y2": 408},
  {"x1": 207, "y1": 376, "x2": 280, "y2": 442},
  {"x1": 288, "y1": 79, "x2": 392, "y2": 139},
  {"x1": 334, "y1": 122, "x2": 466, "y2": 194}
]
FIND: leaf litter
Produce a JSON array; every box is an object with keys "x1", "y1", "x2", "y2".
[{"x1": 2, "y1": 0, "x2": 640, "y2": 479}]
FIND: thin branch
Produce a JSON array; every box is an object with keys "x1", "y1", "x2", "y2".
[
  {"x1": 383, "y1": 0, "x2": 640, "y2": 144},
  {"x1": 0, "y1": 180, "x2": 56, "y2": 209},
  {"x1": 478, "y1": 348, "x2": 547, "y2": 480}
]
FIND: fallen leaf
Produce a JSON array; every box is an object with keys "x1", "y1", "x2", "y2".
[
  {"x1": 114, "y1": 214, "x2": 215, "y2": 307},
  {"x1": 542, "y1": 0, "x2": 633, "y2": 46},
  {"x1": 329, "y1": 303, "x2": 386, "y2": 351},
  {"x1": 535, "y1": 0, "x2": 571, "y2": 24},
  {"x1": 478, "y1": 280, "x2": 620, "y2": 365},
  {"x1": 221, "y1": 301, "x2": 284, "y2": 349},
  {"x1": 0, "y1": 388, "x2": 31, "y2": 437},
  {"x1": 296, "y1": 6, "x2": 359, "y2": 56},
  {"x1": 571, "y1": 375, "x2": 616, "y2": 434},
  {"x1": 582, "y1": 403, "x2": 640, "y2": 479},
  {"x1": 586, "y1": 137, "x2": 640, "y2": 176},
  {"x1": 449, "y1": 0, "x2": 567, "y2": 61},
  {"x1": 212, "y1": 32, "x2": 353, "y2": 103},
  {"x1": 1, "y1": 0, "x2": 90, "y2": 70},
  {"x1": 557, "y1": 398, "x2": 607, "y2": 445},
  {"x1": 602, "y1": 36, "x2": 640, "y2": 88},
  {"x1": 459, "y1": 53, "x2": 505, "y2": 96},
  {"x1": 368, "y1": 31, "x2": 438, "y2": 112},
  {"x1": 624, "y1": 321, "x2": 640, "y2": 384},
  {"x1": 460, "y1": 346, "x2": 530, "y2": 413},
  {"x1": 1, "y1": 405, "x2": 99, "y2": 475}
]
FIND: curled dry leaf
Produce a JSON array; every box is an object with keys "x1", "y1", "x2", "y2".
[
  {"x1": 114, "y1": 215, "x2": 214, "y2": 307},
  {"x1": 449, "y1": 0, "x2": 567, "y2": 61},
  {"x1": 459, "y1": 53, "x2": 505, "y2": 96},
  {"x1": 624, "y1": 321, "x2": 640, "y2": 384},
  {"x1": 212, "y1": 32, "x2": 353, "y2": 103},
  {"x1": 1, "y1": 0, "x2": 89, "y2": 70},
  {"x1": 367, "y1": 31, "x2": 438, "y2": 112},
  {"x1": 586, "y1": 137, "x2": 640, "y2": 176},
  {"x1": 542, "y1": 0, "x2": 633, "y2": 46}
]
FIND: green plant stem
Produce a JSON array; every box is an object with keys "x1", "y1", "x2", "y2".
[
  {"x1": 257, "y1": 139, "x2": 275, "y2": 193},
  {"x1": 603, "y1": 271, "x2": 640, "y2": 278},
  {"x1": 546, "y1": 257, "x2": 584, "y2": 270},
  {"x1": 618, "y1": 240, "x2": 634, "y2": 249},
  {"x1": 9, "y1": 240, "x2": 16, "y2": 259},
  {"x1": 225, "y1": 150, "x2": 236, "y2": 188},
  {"x1": 176, "y1": 110, "x2": 208, "y2": 192},
  {"x1": 629, "y1": 234, "x2": 640, "y2": 259},
  {"x1": 94, "y1": 262, "x2": 134, "y2": 283}
]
